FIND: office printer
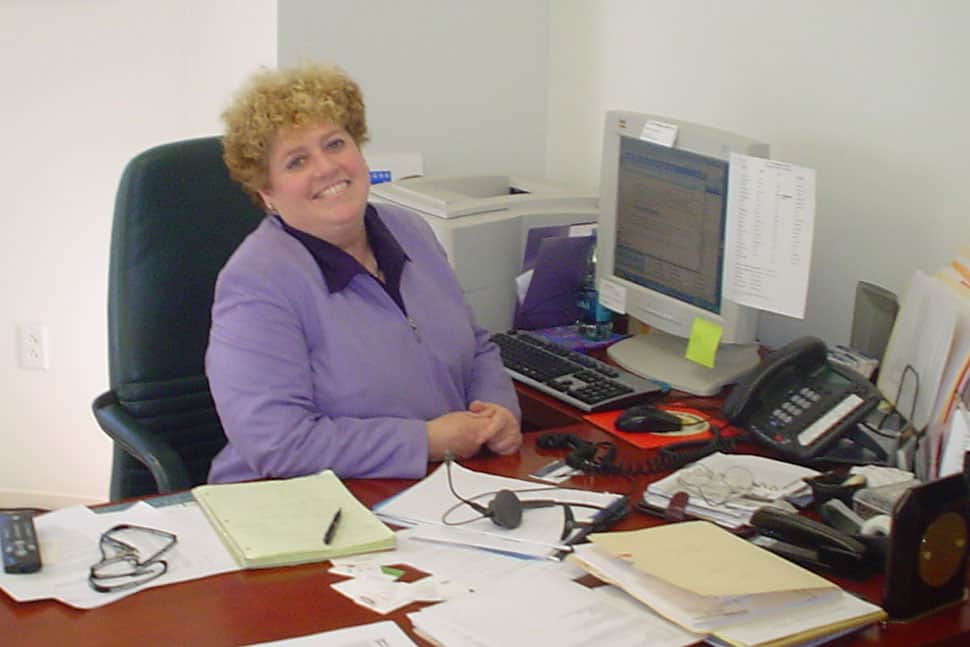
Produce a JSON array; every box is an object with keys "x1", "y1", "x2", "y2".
[{"x1": 371, "y1": 175, "x2": 598, "y2": 332}]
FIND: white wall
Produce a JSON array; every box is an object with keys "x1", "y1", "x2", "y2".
[
  {"x1": 0, "y1": 0, "x2": 276, "y2": 508},
  {"x1": 277, "y1": 0, "x2": 550, "y2": 178},
  {"x1": 279, "y1": 0, "x2": 970, "y2": 350},
  {"x1": 547, "y1": 0, "x2": 970, "y2": 349}
]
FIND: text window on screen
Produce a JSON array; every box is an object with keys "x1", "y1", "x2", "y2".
[{"x1": 614, "y1": 138, "x2": 726, "y2": 314}]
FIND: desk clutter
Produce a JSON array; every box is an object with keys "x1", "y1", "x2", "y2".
[
  {"x1": 0, "y1": 498, "x2": 239, "y2": 609},
  {"x1": 335, "y1": 500, "x2": 887, "y2": 647},
  {"x1": 2, "y1": 438, "x2": 966, "y2": 644},
  {"x1": 373, "y1": 460, "x2": 626, "y2": 560},
  {"x1": 571, "y1": 522, "x2": 886, "y2": 646},
  {"x1": 0, "y1": 471, "x2": 395, "y2": 609},
  {"x1": 308, "y1": 465, "x2": 888, "y2": 647},
  {"x1": 640, "y1": 452, "x2": 819, "y2": 531}
]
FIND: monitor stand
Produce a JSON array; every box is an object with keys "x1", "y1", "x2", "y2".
[{"x1": 606, "y1": 328, "x2": 760, "y2": 396}]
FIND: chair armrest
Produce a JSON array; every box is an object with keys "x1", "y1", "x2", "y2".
[{"x1": 92, "y1": 390, "x2": 193, "y2": 493}]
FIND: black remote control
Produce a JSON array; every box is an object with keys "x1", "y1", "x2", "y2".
[{"x1": 1, "y1": 512, "x2": 42, "y2": 573}]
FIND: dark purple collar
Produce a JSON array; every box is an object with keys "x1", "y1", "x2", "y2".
[{"x1": 275, "y1": 204, "x2": 409, "y2": 309}]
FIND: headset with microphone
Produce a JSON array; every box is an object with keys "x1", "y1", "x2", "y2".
[
  {"x1": 443, "y1": 452, "x2": 532, "y2": 529},
  {"x1": 463, "y1": 487, "x2": 525, "y2": 529},
  {"x1": 442, "y1": 452, "x2": 627, "y2": 535}
]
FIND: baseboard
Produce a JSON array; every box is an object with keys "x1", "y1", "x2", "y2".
[{"x1": 0, "y1": 489, "x2": 102, "y2": 511}]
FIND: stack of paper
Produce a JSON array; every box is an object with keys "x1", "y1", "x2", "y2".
[
  {"x1": 642, "y1": 452, "x2": 819, "y2": 530},
  {"x1": 570, "y1": 521, "x2": 886, "y2": 647},
  {"x1": 375, "y1": 462, "x2": 623, "y2": 559},
  {"x1": 407, "y1": 559, "x2": 702, "y2": 647},
  {"x1": 192, "y1": 470, "x2": 394, "y2": 569},
  {"x1": 879, "y1": 245, "x2": 970, "y2": 479}
]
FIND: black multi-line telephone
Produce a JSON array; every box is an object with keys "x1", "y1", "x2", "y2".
[{"x1": 723, "y1": 336, "x2": 883, "y2": 464}]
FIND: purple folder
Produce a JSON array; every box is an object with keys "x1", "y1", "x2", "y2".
[{"x1": 513, "y1": 234, "x2": 594, "y2": 330}]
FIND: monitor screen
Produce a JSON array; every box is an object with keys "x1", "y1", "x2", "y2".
[
  {"x1": 614, "y1": 136, "x2": 727, "y2": 317},
  {"x1": 596, "y1": 111, "x2": 770, "y2": 395}
]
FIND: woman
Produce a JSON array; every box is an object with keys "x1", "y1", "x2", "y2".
[{"x1": 206, "y1": 63, "x2": 522, "y2": 483}]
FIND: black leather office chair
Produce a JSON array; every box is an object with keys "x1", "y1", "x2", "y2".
[{"x1": 92, "y1": 137, "x2": 264, "y2": 500}]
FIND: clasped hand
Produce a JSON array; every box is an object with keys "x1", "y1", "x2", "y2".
[{"x1": 427, "y1": 400, "x2": 522, "y2": 461}]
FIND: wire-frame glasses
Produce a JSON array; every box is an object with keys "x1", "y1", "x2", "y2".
[
  {"x1": 88, "y1": 524, "x2": 178, "y2": 593},
  {"x1": 676, "y1": 463, "x2": 756, "y2": 507}
]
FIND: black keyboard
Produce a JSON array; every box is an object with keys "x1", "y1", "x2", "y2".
[{"x1": 491, "y1": 331, "x2": 667, "y2": 412}]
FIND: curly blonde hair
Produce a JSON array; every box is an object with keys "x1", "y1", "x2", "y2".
[{"x1": 221, "y1": 62, "x2": 369, "y2": 206}]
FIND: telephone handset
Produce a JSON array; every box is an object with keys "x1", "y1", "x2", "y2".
[{"x1": 723, "y1": 336, "x2": 882, "y2": 464}]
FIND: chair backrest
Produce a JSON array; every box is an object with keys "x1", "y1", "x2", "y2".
[{"x1": 106, "y1": 136, "x2": 263, "y2": 499}]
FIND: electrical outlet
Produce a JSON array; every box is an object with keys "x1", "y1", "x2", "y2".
[{"x1": 17, "y1": 322, "x2": 49, "y2": 370}]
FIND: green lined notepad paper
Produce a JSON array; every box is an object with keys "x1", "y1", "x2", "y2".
[{"x1": 192, "y1": 471, "x2": 395, "y2": 569}]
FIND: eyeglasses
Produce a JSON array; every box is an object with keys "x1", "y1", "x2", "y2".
[
  {"x1": 88, "y1": 524, "x2": 178, "y2": 593},
  {"x1": 676, "y1": 463, "x2": 755, "y2": 507}
]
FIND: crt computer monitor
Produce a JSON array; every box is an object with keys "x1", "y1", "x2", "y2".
[{"x1": 596, "y1": 110, "x2": 770, "y2": 396}]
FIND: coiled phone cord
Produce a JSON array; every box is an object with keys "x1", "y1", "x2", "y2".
[{"x1": 535, "y1": 425, "x2": 738, "y2": 477}]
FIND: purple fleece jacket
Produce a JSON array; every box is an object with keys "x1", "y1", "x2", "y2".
[{"x1": 205, "y1": 202, "x2": 519, "y2": 483}]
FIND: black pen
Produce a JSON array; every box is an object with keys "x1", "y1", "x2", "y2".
[
  {"x1": 583, "y1": 495, "x2": 630, "y2": 539},
  {"x1": 323, "y1": 508, "x2": 342, "y2": 545},
  {"x1": 554, "y1": 496, "x2": 629, "y2": 560}
]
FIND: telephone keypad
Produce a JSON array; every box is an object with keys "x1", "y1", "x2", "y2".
[
  {"x1": 759, "y1": 384, "x2": 840, "y2": 441},
  {"x1": 755, "y1": 378, "x2": 871, "y2": 456}
]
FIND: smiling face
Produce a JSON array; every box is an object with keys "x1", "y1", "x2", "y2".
[{"x1": 258, "y1": 121, "x2": 371, "y2": 245}]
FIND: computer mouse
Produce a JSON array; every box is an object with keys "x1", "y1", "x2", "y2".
[{"x1": 614, "y1": 405, "x2": 683, "y2": 433}]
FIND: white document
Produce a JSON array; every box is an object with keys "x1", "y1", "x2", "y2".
[
  {"x1": 706, "y1": 590, "x2": 885, "y2": 647},
  {"x1": 848, "y1": 464, "x2": 918, "y2": 488},
  {"x1": 332, "y1": 527, "x2": 564, "y2": 588},
  {"x1": 877, "y1": 271, "x2": 957, "y2": 434},
  {"x1": 244, "y1": 620, "x2": 418, "y2": 646},
  {"x1": 514, "y1": 268, "x2": 533, "y2": 304},
  {"x1": 939, "y1": 403, "x2": 970, "y2": 478},
  {"x1": 0, "y1": 500, "x2": 239, "y2": 609},
  {"x1": 406, "y1": 523, "x2": 563, "y2": 559},
  {"x1": 598, "y1": 277, "x2": 628, "y2": 314},
  {"x1": 640, "y1": 120, "x2": 679, "y2": 147},
  {"x1": 723, "y1": 153, "x2": 816, "y2": 319},
  {"x1": 331, "y1": 573, "x2": 456, "y2": 615},
  {"x1": 408, "y1": 563, "x2": 700, "y2": 647},
  {"x1": 373, "y1": 462, "x2": 622, "y2": 558},
  {"x1": 926, "y1": 276, "x2": 970, "y2": 477},
  {"x1": 330, "y1": 528, "x2": 586, "y2": 614}
]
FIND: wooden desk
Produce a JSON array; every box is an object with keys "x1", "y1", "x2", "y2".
[{"x1": 3, "y1": 419, "x2": 970, "y2": 645}]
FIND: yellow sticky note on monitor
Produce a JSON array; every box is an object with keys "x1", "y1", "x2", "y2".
[{"x1": 686, "y1": 318, "x2": 722, "y2": 368}]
